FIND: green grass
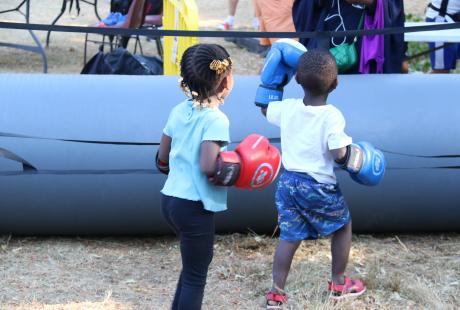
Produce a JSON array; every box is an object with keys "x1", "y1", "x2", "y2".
[{"x1": 405, "y1": 13, "x2": 460, "y2": 73}]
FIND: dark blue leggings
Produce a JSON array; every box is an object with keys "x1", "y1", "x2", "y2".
[{"x1": 161, "y1": 195, "x2": 215, "y2": 310}]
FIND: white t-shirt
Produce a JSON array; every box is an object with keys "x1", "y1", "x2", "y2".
[
  {"x1": 267, "y1": 98, "x2": 352, "y2": 184},
  {"x1": 426, "y1": 0, "x2": 460, "y2": 20}
]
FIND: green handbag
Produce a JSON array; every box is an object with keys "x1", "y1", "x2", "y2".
[
  {"x1": 330, "y1": 42, "x2": 358, "y2": 73},
  {"x1": 329, "y1": 14, "x2": 364, "y2": 73}
]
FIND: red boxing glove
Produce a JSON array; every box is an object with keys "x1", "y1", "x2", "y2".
[
  {"x1": 235, "y1": 134, "x2": 281, "y2": 189},
  {"x1": 212, "y1": 134, "x2": 281, "y2": 189}
]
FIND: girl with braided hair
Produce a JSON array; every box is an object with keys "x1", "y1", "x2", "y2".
[{"x1": 156, "y1": 43, "x2": 233, "y2": 310}]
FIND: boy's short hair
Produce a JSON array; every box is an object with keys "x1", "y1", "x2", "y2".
[{"x1": 296, "y1": 49, "x2": 338, "y2": 96}]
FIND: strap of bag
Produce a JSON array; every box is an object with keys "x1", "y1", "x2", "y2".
[
  {"x1": 428, "y1": 1, "x2": 458, "y2": 21},
  {"x1": 353, "y1": 12, "x2": 365, "y2": 41},
  {"x1": 439, "y1": 0, "x2": 449, "y2": 17},
  {"x1": 327, "y1": 0, "x2": 365, "y2": 46}
]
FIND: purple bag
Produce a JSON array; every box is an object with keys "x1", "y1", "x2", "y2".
[{"x1": 359, "y1": 0, "x2": 385, "y2": 74}]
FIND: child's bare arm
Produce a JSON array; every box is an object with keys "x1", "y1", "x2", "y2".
[
  {"x1": 331, "y1": 146, "x2": 348, "y2": 164},
  {"x1": 156, "y1": 134, "x2": 172, "y2": 174},
  {"x1": 261, "y1": 107, "x2": 267, "y2": 117},
  {"x1": 200, "y1": 141, "x2": 222, "y2": 177},
  {"x1": 158, "y1": 134, "x2": 172, "y2": 163}
]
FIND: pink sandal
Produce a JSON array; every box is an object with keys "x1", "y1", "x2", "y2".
[
  {"x1": 328, "y1": 276, "x2": 366, "y2": 300},
  {"x1": 266, "y1": 291, "x2": 288, "y2": 310}
]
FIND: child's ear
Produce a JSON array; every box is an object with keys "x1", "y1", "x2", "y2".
[
  {"x1": 219, "y1": 73, "x2": 234, "y2": 93},
  {"x1": 216, "y1": 76, "x2": 228, "y2": 93},
  {"x1": 217, "y1": 74, "x2": 234, "y2": 99},
  {"x1": 329, "y1": 78, "x2": 338, "y2": 93}
]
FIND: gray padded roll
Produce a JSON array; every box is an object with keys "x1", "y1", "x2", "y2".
[{"x1": 0, "y1": 74, "x2": 459, "y2": 235}]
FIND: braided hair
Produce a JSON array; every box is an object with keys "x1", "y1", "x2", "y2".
[{"x1": 180, "y1": 43, "x2": 232, "y2": 107}]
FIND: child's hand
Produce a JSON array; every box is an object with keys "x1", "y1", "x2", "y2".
[{"x1": 157, "y1": 134, "x2": 172, "y2": 174}]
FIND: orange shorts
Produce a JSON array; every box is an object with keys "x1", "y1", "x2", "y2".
[{"x1": 254, "y1": 0, "x2": 296, "y2": 46}]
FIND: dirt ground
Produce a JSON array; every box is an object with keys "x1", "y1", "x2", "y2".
[{"x1": 1, "y1": 1, "x2": 460, "y2": 309}]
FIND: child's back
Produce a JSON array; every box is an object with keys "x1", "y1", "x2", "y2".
[
  {"x1": 267, "y1": 98, "x2": 351, "y2": 184},
  {"x1": 162, "y1": 99, "x2": 229, "y2": 211}
]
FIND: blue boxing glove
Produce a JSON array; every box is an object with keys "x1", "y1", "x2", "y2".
[
  {"x1": 255, "y1": 39, "x2": 307, "y2": 108},
  {"x1": 339, "y1": 142, "x2": 386, "y2": 186}
]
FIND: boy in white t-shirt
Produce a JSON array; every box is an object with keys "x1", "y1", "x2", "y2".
[{"x1": 261, "y1": 49, "x2": 365, "y2": 308}]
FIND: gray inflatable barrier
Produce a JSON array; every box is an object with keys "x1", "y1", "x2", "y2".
[{"x1": 0, "y1": 74, "x2": 459, "y2": 235}]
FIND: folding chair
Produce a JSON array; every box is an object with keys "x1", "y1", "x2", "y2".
[
  {"x1": 142, "y1": 8, "x2": 163, "y2": 59},
  {"x1": 83, "y1": 0, "x2": 147, "y2": 64},
  {"x1": 47, "y1": 0, "x2": 101, "y2": 47}
]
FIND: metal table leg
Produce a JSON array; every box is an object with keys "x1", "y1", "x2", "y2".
[
  {"x1": 0, "y1": 0, "x2": 27, "y2": 15},
  {"x1": 0, "y1": 0, "x2": 48, "y2": 73},
  {"x1": 81, "y1": 0, "x2": 101, "y2": 20},
  {"x1": 46, "y1": 0, "x2": 101, "y2": 47},
  {"x1": 46, "y1": 0, "x2": 67, "y2": 47}
]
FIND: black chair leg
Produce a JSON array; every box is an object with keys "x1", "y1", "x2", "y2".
[
  {"x1": 46, "y1": 0, "x2": 67, "y2": 47},
  {"x1": 119, "y1": 36, "x2": 130, "y2": 49},
  {"x1": 134, "y1": 36, "x2": 144, "y2": 55},
  {"x1": 83, "y1": 32, "x2": 89, "y2": 64},
  {"x1": 156, "y1": 37, "x2": 163, "y2": 59}
]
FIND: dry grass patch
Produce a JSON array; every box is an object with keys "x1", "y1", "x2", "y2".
[{"x1": 1, "y1": 234, "x2": 459, "y2": 309}]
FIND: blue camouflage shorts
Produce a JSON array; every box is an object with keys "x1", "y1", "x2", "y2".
[{"x1": 276, "y1": 170, "x2": 351, "y2": 241}]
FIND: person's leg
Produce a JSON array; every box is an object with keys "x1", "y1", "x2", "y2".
[
  {"x1": 328, "y1": 221, "x2": 365, "y2": 299},
  {"x1": 430, "y1": 41, "x2": 457, "y2": 73},
  {"x1": 330, "y1": 221, "x2": 352, "y2": 284},
  {"x1": 169, "y1": 198, "x2": 214, "y2": 310},
  {"x1": 427, "y1": 16, "x2": 456, "y2": 73},
  {"x1": 161, "y1": 195, "x2": 182, "y2": 308},
  {"x1": 160, "y1": 194, "x2": 179, "y2": 234},
  {"x1": 296, "y1": 179, "x2": 352, "y2": 285},
  {"x1": 430, "y1": 41, "x2": 453, "y2": 73},
  {"x1": 218, "y1": 0, "x2": 239, "y2": 30},
  {"x1": 272, "y1": 240, "x2": 301, "y2": 291},
  {"x1": 229, "y1": 0, "x2": 239, "y2": 16},
  {"x1": 267, "y1": 171, "x2": 307, "y2": 308},
  {"x1": 171, "y1": 272, "x2": 182, "y2": 310},
  {"x1": 250, "y1": 0, "x2": 260, "y2": 30}
]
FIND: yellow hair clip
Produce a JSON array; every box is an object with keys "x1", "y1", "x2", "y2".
[{"x1": 209, "y1": 58, "x2": 232, "y2": 75}]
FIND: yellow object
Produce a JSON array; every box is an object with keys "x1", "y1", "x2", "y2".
[{"x1": 162, "y1": 0, "x2": 199, "y2": 75}]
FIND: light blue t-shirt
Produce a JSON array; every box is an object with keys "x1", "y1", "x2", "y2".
[{"x1": 161, "y1": 100, "x2": 230, "y2": 212}]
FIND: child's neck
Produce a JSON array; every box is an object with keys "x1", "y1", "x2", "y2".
[
  {"x1": 303, "y1": 92, "x2": 328, "y2": 107},
  {"x1": 207, "y1": 95, "x2": 223, "y2": 107},
  {"x1": 195, "y1": 95, "x2": 223, "y2": 109}
]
